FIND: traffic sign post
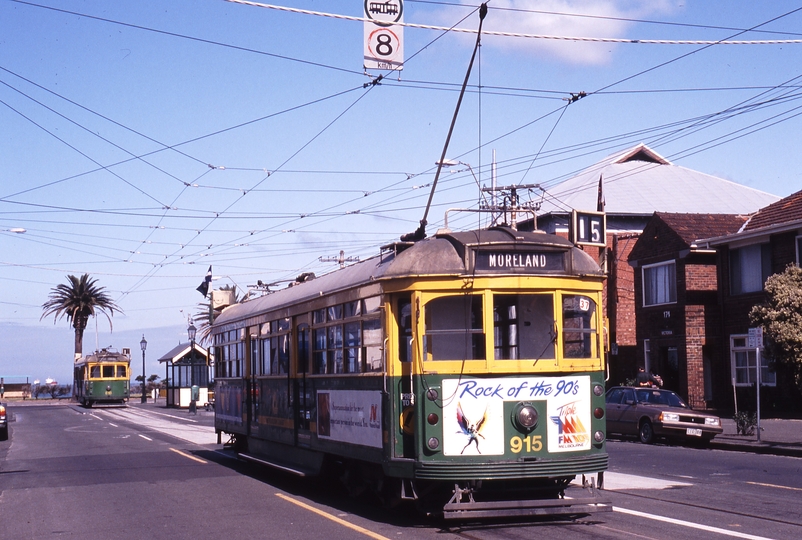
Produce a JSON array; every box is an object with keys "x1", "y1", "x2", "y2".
[
  {"x1": 748, "y1": 327, "x2": 763, "y2": 442},
  {"x1": 363, "y1": 0, "x2": 404, "y2": 71}
]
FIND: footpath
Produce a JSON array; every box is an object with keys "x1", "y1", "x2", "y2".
[
  {"x1": 4, "y1": 398, "x2": 802, "y2": 458},
  {"x1": 711, "y1": 416, "x2": 802, "y2": 458}
]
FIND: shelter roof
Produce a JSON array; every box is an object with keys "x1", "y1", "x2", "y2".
[
  {"x1": 157, "y1": 342, "x2": 209, "y2": 364},
  {"x1": 537, "y1": 143, "x2": 779, "y2": 216}
]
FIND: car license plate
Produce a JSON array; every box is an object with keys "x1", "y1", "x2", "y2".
[{"x1": 686, "y1": 428, "x2": 702, "y2": 437}]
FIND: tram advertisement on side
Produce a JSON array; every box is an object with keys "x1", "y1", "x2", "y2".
[
  {"x1": 317, "y1": 389, "x2": 382, "y2": 449},
  {"x1": 442, "y1": 375, "x2": 591, "y2": 456}
]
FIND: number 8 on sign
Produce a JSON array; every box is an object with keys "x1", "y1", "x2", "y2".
[{"x1": 366, "y1": 28, "x2": 403, "y2": 69}]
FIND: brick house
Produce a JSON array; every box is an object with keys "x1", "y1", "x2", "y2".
[
  {"x1": 696, "y1": 190, "x2": 802, "y2": 413},
  {"x1": 627, "y1": 213, "x2": 747, "y2": 409},
  {"x1": 523, "y1": 144, "x2": 779, "y2": 387}
]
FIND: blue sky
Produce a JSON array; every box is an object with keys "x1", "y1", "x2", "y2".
[{"x1": 2, "y1": 0, "x2": 802, "y2": 385}]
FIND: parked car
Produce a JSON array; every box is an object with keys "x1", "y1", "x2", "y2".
[
  {"x1": 605, "y1": 386, "x2": 723, "y2": 444},
  {"x1": 0, "y1": 402, "x2": 8, "y2": 440}
]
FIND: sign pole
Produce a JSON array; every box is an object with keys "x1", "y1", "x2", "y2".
[{"x1": 756, "y1": 346, "x2": 761, "y2": 442}]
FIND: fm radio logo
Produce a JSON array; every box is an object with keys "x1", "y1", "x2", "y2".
[{"x1": 550, "y1": 400, "x2": 589, "y2": 449}]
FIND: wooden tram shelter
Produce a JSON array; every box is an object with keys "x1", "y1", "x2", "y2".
[{"x1": 157, "y1": 342, "x2": 212, "y2": 408}]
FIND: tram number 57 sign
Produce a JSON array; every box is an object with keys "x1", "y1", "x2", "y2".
[
  {"x1": 364, "y1": 0, "x2": 404, "y2": 70},
  {"x1": 571, "y1": 210, "x2": 606, "y2": 247}
]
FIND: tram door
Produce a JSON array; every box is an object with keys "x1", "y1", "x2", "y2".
[{"x1": 294, "y1": 321, "x2": 313, "y2": 443}]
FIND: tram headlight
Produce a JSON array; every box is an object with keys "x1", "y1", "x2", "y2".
[
  {"x1": 512, "y1": 402, "x2": 538, "y2": 432},
  {"x1": 593, "y1": 384, "x2": 604, "y2": 397},
  {"x1": 427, "y1": 437, "x2": 440, "y2": 450},
  {"x1": 594, "y1": 430, "x2": 605, "y2": 443}
]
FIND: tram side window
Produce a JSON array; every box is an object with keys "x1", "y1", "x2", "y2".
[
  {"x1": 270, "y1": 334, "x2": 290, "y2": 375},
  {"x1": 363, "y1": 317, "x2": 383, "y2": 372},
  {"x1": 494, "y1": 294, "x2": 555, "y2": 360},
  {"x1": 424, "y1": 295, "x2": 486, "y2": 361},
  {"x1": 328, "y1": 325, "x2": 344, "y2": 373},
  {"x1": 397, "y1": 297, "x2": 412, "y2": 363},
  {"x1": 562, "y1": 295, "x2": 597, "y2": 358},
  {"x1": 313, "y1": 328, "x2": 328, "y2": 373}
]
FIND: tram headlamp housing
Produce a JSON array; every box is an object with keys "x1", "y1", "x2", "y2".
[
  {"x1": 593, "y1": 384, "x2": 604, "y2": 397},
  {"x1": 512, "y1": 402, "x2": 538, "y2": 432},
  {"x1": 594, "y1": 430, "x2": 605, "y2": 443},
  {"x1": 427, "y1": 437, "x2": 440, "y2": 450}
]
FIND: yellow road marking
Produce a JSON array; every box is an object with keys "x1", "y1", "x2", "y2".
[
  {"x1": 747, "y1": 481, "x2": 802, "y2": 492},
  {"x1": 169, "y1": 447, "x2": 207, "y2": 464},
  {"x1": 275, "y1": 493, "x2": 391, "y2": 540}
]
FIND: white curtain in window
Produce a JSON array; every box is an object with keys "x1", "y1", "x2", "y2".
[
  {"x1": 644, "y1": 263, "x2": 676, "y2": 305},
  {"x1": 738, "y1": 245, "x2": 763, "y2": 293}
]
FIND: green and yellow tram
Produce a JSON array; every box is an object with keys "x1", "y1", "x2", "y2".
[
  {"x1": 212, "y1": 225, "x2": 610, "y2": 519},
  {"x1": 73, "y1": 348, "x2": 130, "y2": 407}
]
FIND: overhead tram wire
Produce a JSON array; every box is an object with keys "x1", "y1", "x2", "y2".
[
  {"x1": 0, "y1": 82, "x2": 365, "y2": 202},
  {"x1": 455, "y1": 6, "x2": 802, "y2": 195},
  {"x1": 224, "y1": 0, "x2": 802, "y2": 45},
  {"x1": 406, "y1": 0, "x2": 802, "y2": 38},
  {"x1": 590, "y1": 6, "x2": 802, "y2": 95},
  {"x1": 0, "y1": 97, "x2": 170, "y2": 208},
  {"x1": 184, "y1": 2, "x2": 491, "y2": 260},
  {"x1": 12, "y1": 1, "x2": 363, "y2": 78}
]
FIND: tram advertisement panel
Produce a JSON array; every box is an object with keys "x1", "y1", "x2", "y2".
[
  {"x1": 442, "y1": 375, "x2": 591, "y2": 456},
  {"x1": 316, "y1": 390, "x2": 382, "y2": 448},
  {"x1": 216, "y1": 380, "x2": 244, "y2": 425}
]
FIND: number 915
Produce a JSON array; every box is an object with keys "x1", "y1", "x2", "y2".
[{"x1": 510, "y1": 435, "x2": 542, "y2": 453}]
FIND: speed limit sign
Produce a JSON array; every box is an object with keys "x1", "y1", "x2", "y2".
[{"x1": 364, "y1": 0, "x2": 404, "y2": 70}]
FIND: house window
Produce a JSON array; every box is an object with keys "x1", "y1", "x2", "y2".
[
  {"x1": 643, "y1": 261, "x2": 676, "y2": 306},
  {"x1": 731, "y1": 335, "x2": 776, "y2": 386},
  {"x1": 730, "y1": 244, "x2": 771, "y2": 295}
]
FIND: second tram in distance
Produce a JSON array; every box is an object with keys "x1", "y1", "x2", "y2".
[
  {"x1": 73, "y1": 348, "x2": 131, "y2": 407},
  {"x1": 212, "y1": 224, "x2": 610, "y2": 519}
]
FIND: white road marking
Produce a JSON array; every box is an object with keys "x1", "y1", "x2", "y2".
[
  {"x1": 96, "y1": 408, "x2": 217, "y2": 445},
  {"x1": 599, "y1": 471, "x2": 693, "y2": 490},
  {"x1": 615, "y1": 506, "x2": 776, "y2": 540},
  {"x1": 138, "y1": 434, "x2": 152, "y2": 441}
]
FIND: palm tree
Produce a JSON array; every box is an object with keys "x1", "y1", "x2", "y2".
[{"x1": 41, "y1": 274, "x2": 122, "y2": 360}]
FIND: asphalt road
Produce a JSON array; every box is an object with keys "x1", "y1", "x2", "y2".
[{"x1": 2, "y1": 404, "x2": 801, "y2": 540}]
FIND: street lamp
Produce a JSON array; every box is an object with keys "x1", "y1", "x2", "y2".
[
  {"x1": 140, "y1": 335, "x2": 147, "y2": 404},
  {"x1": 187, "y1": 322, "x2": 197, "y2": 412}
]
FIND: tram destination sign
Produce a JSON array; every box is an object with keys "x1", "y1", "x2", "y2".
[{"x1": 475, "y1": 250, "x2": 565, "y2": 273}]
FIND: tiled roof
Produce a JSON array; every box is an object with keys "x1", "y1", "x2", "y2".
[
  {"x1": 743, "y1": 189, "x2": 802, "y2": 231},
  {"x1": 538, "y1": 144, "x2": 780, "y2": 216},
  {"x1": 657, "y1": 213, "x2": 748, "y2": 245}
]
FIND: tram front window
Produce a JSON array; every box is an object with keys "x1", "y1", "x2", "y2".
[
  {"x1": 424, "y1": 295, "x2": 485, "y2": 361},
  {"x1": 562, "y1": 295, "x2": 597, "y2": 358},
  {"x1": 494, "y1": 294, "x2": 555, "y2": 360}
]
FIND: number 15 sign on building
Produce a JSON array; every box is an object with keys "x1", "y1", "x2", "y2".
[{"x1": 364, "y1": 0, "x2": 404, "y2": 71}]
